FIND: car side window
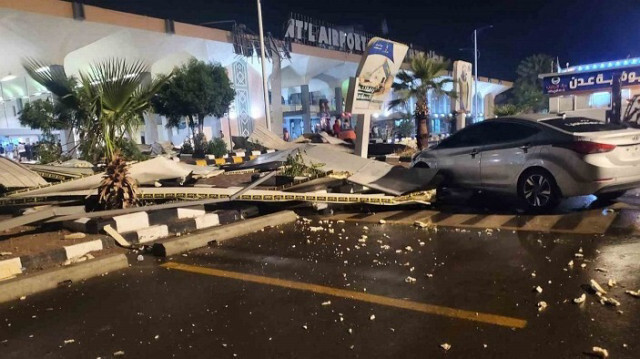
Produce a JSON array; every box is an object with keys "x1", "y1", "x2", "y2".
[
  {"x1": 438, "y1": 124, "x2": 488, "y2": 149},
  {"x1": 482, "y1": 122, "x2": 540, "y2": 144}
]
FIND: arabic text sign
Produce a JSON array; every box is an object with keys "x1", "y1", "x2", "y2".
[{"x1": 543, "y1": 66, "x2": 640, "y2": 95}]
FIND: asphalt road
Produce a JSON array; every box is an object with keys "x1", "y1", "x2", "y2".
[{"x1": 1, "y1": 219, "x2": 639, "y2": 358}]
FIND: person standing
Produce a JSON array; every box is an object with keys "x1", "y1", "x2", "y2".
[
  {"x1": 333, "y1": 119, "x2": 342, "y2": 137},
  {"x1": 17, "y1": 142, "x2": 25, "y2": 162},
  {"x1": 283, "y1": 128, "x2": 290, "y2": 142},
  {"x1": 25, "y1": 143, "x2": 32, "y2": 161},
  {"x1": 56, "y1": 140, "x2": 62, "y2": 157}
]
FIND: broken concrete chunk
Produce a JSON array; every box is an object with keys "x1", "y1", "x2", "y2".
[
  {"x1": 574, "y1": 253, "x2": 584, "y2": 258},
  {"x1": 378, "y1": 219, "x2": 386, "y2": 224},
  {"x1": 590, "y1": 279, "x2": 607, "y2": 295},
  {"x1": 405, "y1": 276, "x2": 416, "y2": 284},
  {"x1": 537, "y1": 301, "x2": 548, "y2": 312},
  {"x1": 607, "y1": 279, "x2": 617, "y2": 288},
  {"x1": 624, "y1": 290, "x2": 640, "y2": 298},
  {"x1": 573, "y1": 293, "x2": 586, "y2": 304},
  {"x1": 600, "y1": 297, "x2": 620, "y2": 307},
  {"x1": 440, "y1": 343, "x2": 451, "y2": 351},
  {"x1": 534, "y1": 286, "x2": 543, "y2": 294},
  {"x1": 63, "y1": 233, "x2": 86, "y2": 240},
  {"x1": 0, "y1": 252, "x2": 13, "y2": 256},
  {"x1": 414, "y1": 221, "x2": 429, "y2": 228},
  {"x1": 592, "y1": 346, "x2": 609, "y2": 358}
]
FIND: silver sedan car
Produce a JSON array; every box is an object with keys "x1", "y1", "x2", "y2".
[{"x1": 412, "y1": 115, "x2": 640, "y2": 211}]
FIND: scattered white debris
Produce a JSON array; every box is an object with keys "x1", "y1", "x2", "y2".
[
  {"x1": 600, "y1": 296, "x2": 620, "y2": 307},
  {"x1": 409, "y1": 267, "x2": 415, "y2": 272},
  {"x1": 573, "y1": 293, "x2": 586, "y2": 304},
  {"x1": 19, "y1": 296, "x2": 26, "y2": 301},
  {"x1": 369, "y1": 314, "x2": 376, "y2": 321},
  {"x1": 0, "y1": 252, "x2": 12, "y2": 256},
  {"x1": 607, "y1": 279, "x2": 617, "y2": 288},
  {"x1": 440, "y1": 343, "x2": 451, "y2": 351},
  {"x1": 302, "y1": 325, "x2": 308, "y2": 330},
  {"x1": 405, "y1": 276, "x2": 416, "y2": 284},
  {"x1": 579, "y1": 247, "x2": 583, "y2": 253},
  {"x1": 154, "y1": 335, "x2": 160, "y2": 340},
  {"x1": 624, "y1": 290, "x2": 640, "y2": 298},
  {"x1": 63, "y1": 233, "x2": 86, "y2": 240},
  {"x1": 419, "y1": 241, "x2": 425, "y2": 246},
  {"x1": 574, "y1": 253, "x2": 584, "y2": 258},
  {"x1": 404, "y1": 246, "x2": 413, "y2": 252},
  {"x1": 595, "y1": 268, "x2": 607, "y2": 273},
  {"x1": 63, "y1": 339, "x2": 75, "y2": 344},
  {"x1": 581, "y1": 263, "x2": 587, "y2": 269},
  {"x1": 534, "y1": 286, "x2": 543, "y2": 294},
  {"x1": 321, "y1": 301, "x2": 332, "y2": 306},
  {"x1": 113, "y1": 351, "x2": 125, "y2": 357},
  {"x1": 531, "y1": 272, "x2": 536, "y2": 278},
  {"x1": 136, "y1": 255, "x2": 144, "y2": 262},
  {"x1": 483, "y1": 344, "x2": 488, "y2": 348},
  {"x1": 395, "y1": 249, "x2": 402, "y2": 254},
  {"x1": 425, "y1": 273, "x2": 433, "y2": 278},
  {"x1": 380, "y1": 245, "x2": 391, "y2": 250},
  {"x1": 309, "y1": 226, "x2": 323, "y2": 232},
  {"x1": 568, "y1": 260, "x2": 574, "y2": 268},
  {"x1": 592, "y1": 346, "x2": 609, "y2": 358},
  {"x1": 337, "y1": 220, "x2": 345, "y2": 224},
  {"x1": 379, "y1": 219, "x2": 386, "y2": 224},
  {"x1": 537, "y1": 301, "x2": 548, "y2": 312},
  {"x1": 348, "y1": 328, "x2": 353, "y2": 334},
  {"x1": 414, "y1": 221, "x2": 428, "y2": 228},
  {"x1": 590, "y1": 279, "x2": 607, "y2": 295}
]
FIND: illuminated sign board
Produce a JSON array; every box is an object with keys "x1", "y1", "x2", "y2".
[{"x1": 543, "y1": 66, "x2": 640, "y2": 95}]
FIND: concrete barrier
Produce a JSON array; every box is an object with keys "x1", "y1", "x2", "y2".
[{"x1": 0, "y1": 254, "x2": 129, "y2": 304}]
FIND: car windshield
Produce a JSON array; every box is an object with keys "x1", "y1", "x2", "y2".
[{"x1": 542, "y1": 117, "x2": 627, "y2": 133}]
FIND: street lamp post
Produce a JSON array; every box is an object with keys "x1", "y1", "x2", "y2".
[
  {"x1": 256, "y1": 0, "x2": 272, "y2": 131},
  {"x1": 473, "y1": 25, "x2": 492, "y2": 122}
]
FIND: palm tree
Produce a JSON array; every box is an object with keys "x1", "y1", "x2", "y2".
[
  {"x1": 23, "y1": 58, "x2": 170, "y2": 162},
  {"x1": 23, "y1": 58, "x2": 171, "y2": 209},
  {"x1": 388, "y1": 54, "x2": 455, "y2": 149}
]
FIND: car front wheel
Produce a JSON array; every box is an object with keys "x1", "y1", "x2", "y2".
[{"x1": 518, "y1": 169, "x2": 560, "y2": 212}]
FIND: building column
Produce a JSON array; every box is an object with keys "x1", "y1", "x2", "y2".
[
  {"x1": 301, "y1": 84, "x2": 311, "y2": 133},
  {"x1": 334, "y1": 87, "x2": 343, "y2": 113},
  {"x1": 144, "y1": 113, "x2": 160, "y2": 144},
  {"x1": 270, "y1": 54, "x2": 283, "y2": 134},
  {"x1": 484, "y1": 93, "x2": 495, "y2": 118}
]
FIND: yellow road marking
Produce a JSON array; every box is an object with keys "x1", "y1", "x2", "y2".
[{"x1": 161, "y1": 261, "x2": 527, "y2": 329}]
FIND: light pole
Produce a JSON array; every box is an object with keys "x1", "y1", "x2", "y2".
[
  {"x1": 473, "y1": 25, "x2": 492, "y2": 122},
  {"x1": 256, "y1": 0, "x2": 272, "y2": 131}
]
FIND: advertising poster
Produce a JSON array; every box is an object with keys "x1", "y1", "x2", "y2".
[
  {"x1": 452, "y1": 60, "x2": 472, "y2": 113},
  {"x1": 348, "y1": 37, "x2": 409, "y2": 112}
]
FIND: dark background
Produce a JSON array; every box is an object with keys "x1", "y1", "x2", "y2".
[{"x1": 68, "y1": 0, "x2": 640, "y2": 80}]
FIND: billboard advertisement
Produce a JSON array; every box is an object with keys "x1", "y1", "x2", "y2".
[
  {"x1": 347, "y1": 37, "x2": 409, "y2": 113},
  {"x1": 452, "y1": 60, "x2": 472, "y2": 113},
  {"x1": 542, "y1": 66, "x2": 640, "y2": 95}
]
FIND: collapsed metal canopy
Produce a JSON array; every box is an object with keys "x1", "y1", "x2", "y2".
[
  {"x1": 0, "y1": 157, "x2": 48, "y2": 189},
  {"x1": 236, "y1": 144, "x2": 438, "y2": 196}
]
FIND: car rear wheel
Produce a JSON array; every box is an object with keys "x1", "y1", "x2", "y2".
[{"x1": 518, "y1": 169, "x2": 560, "y2": 212}]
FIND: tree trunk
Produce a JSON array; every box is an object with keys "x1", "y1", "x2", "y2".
[
  {"x1": 198, "y1": 114, "x2": 205, "y2": 134},
  {"x1": 415, "y1": 97, "x2": 429, "y2": 150}
]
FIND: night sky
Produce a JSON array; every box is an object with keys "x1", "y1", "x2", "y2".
[{"x1": 70, "y1": 0, "x2": 639, "y2": 80}]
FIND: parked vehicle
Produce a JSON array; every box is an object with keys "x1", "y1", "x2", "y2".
[{"x1": 411, "y1": 115, "x2": 640, "y2": 211}]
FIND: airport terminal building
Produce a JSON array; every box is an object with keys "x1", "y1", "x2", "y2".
[{"x1": 0, "y1": 0, "x2": 512, "y2": 150}]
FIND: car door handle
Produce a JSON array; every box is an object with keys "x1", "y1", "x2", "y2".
[
  {"x1": 469, "y1": 149, "x2": 478, "y2": 158},
  {"x1": 520, "y1": 143, "x2": 531, "y2": 153}
]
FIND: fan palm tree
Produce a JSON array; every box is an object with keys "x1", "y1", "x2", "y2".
[
  {"x1": 23, "y1": 58, "x2": 170, "y2": 161},
  {"x1": 23, "y1": 58, "x2": 171, "y2": 209},
  {"x1": 388, "y1": 55, "x2": 455, "y2": 149}
]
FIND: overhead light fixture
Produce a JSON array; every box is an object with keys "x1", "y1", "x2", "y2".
[{"x1": 0, "y1": 74, "x2": 16, "y2": 82}]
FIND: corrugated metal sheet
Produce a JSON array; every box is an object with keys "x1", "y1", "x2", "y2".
[{"x1": 0, "y1": 157, "x2": 48, "y2": 189}]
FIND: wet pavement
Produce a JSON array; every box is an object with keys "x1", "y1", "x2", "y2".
[{"x1": 1, "y1": 217, "x2": 639, "y2": 358}]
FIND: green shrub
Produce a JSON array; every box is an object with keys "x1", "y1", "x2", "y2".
[
  {"x1": 206, "y1": 137, "x2": 228, "y2": 157},
  {"x1": 181, "y1": 141, "x2": 193, "y2": 154}
]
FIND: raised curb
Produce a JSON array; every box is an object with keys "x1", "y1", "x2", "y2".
[
  {"x1": 0, "y1": 236, "x2": 115, "y2": 277},
  {"x1": 0, "y1": 254, "x2": 129, "y2": 304},
  {"x1": 152, "y1": 210, "x2": 298, "y2": 257}
]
